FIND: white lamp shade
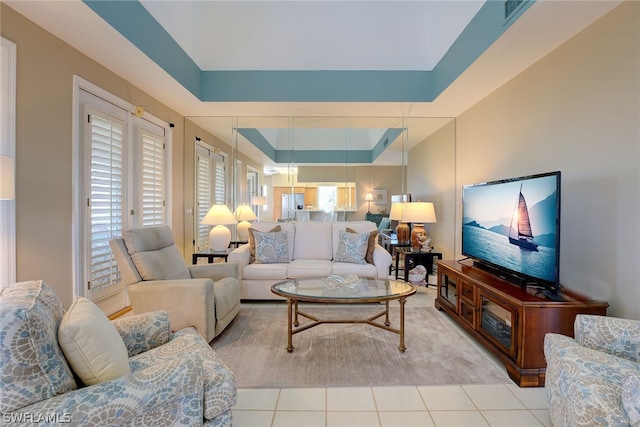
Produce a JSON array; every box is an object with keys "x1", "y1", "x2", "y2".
[
  {"x1": 365, "y1": 193, "x2": 374, "y2": 201},
  {"x1": 202, "y1": 204, "x2": 237, "y2": 226},
  {"x1": 389, "y1": 202, "x2": 405, "y2": 221},
  {"x1": 403, "y1": 202, "x2": 437, "y2": 223},
  {"x1": 0, "y1": 155, "x2": 15, "y2": 200},
  {"x1": 234, "y1": 204, "x2": 257, "y2": 221},
  {"x1": 251, "y1": 195, "x2": 267, "y2": 206}
]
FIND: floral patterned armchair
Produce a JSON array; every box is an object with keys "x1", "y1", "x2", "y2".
[
  {"x1": 544, "y1": 314, "x2": 640, "y2": 426},
  {"x1": 1, "y1": 280, "x2": 236, "y2": 426}
]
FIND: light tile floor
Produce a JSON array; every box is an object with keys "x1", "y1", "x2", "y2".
[{"x1": 234, "y1": 280, "x2": 552, "y2": 426}]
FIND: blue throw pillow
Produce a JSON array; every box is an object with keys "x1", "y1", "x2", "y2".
[{"x1": 378, "y1": 217, "x2": 391, "y2": 232}]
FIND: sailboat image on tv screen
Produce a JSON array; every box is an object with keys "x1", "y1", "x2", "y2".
[{"x1": 509, "y1": 184, "x2": 539, "y2": 251}]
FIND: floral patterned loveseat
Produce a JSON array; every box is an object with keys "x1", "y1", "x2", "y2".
[
  {"x1": 1, "y1": 280, "x2": 236, "y2": 426},
  {"x1": 544, "y1": 314, "x2": 640, "y2": 426}
]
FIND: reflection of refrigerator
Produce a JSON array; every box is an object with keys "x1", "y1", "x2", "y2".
[{"x1": 281, "y1": 193, "x2": 305, "y2": 219}]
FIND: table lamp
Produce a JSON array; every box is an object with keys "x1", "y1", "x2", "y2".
[
  {"x1": 389, "y1": 202, "x2": 410, "y2": 244},
  {"x1": 365, "y1": 192, "x2": 373, "y2": 214},
  {"x1": 403, "y1": 202, "x2": 437, "y2": 251},
  {"x1": 251, "y1": 195, "x2": 267, "y2": 221},
  {"x1": 202, "y1": 204, "x2": 237, "y2": 251},
  {"x1": 234, "y1": 204, "x2": 257, "y2": 242}
]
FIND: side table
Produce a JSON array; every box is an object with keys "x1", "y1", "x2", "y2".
[
  {"x1": 379, "y1": 233, "x2": 411, "y2": 275},
  {"x1": 395, "y1": 249, "x2": 443, "y2": 286},
  {"x1": 192, "y1": 248, "x2": 232, "y2": 264}
]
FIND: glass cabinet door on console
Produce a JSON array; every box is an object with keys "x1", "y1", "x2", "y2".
[
  {"x1": 478, "y1": 292, "x2": 517, "y2": 358},
  {"x1": 438, "y1": 270, "x2": 458, "y2": 311}
]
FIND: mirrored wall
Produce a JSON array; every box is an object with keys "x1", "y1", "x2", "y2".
[{"x1": 183, "y1": 116, "x2": 456, "y2": 257}]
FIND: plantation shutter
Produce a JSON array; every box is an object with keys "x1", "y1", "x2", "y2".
[
  {"x1": 214, "y1": 154, "x2": 226, "y2": 204},
  {"x1": 87, "y1": 110, "x2": 124, "y2": 291},
  {"x1": 138, "y1": 127, "x2": 165, "y2": 226},
  {"x1": 196, "y1": 149, "x2": 211, "y2": 251},
  {"x1": 195, "y1": 144, "x2": 226, "y2": 251}
]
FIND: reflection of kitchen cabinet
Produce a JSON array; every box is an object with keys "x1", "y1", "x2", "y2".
[
  {"x1": 435, "y1": 260, "x2": 608, "y2": 387},
  {"x1": 336, "y1": 187, "x2": 355, "y2": 207},
  {"x1": 304, "y1": 187, "x2": 317, "y2": 206}
]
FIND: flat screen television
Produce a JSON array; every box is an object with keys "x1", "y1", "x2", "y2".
[{"x1": 462, "y1": 171, "x2": 561, "y2": 298}]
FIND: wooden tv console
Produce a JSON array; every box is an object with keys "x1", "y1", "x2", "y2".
[{"x1": 435, "y1": 260, "x2": 608, "y2": 387}]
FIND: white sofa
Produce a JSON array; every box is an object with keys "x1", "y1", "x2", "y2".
[{"x1": 228, "y1": 221, "x2": 393, "y2": 300}]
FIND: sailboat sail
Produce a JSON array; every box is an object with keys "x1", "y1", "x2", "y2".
[{"x1": 509, "y1": 185, "x2": 539, "y2": 251}]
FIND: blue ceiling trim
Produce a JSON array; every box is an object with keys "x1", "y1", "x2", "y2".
[
  {"x1": 275, "y1": 150, "x2": 371, "y2": 164},
  {"x1": 371, "y1": 128, "x2": 403, "y2": 161},
  {"x1": 201, "y1": 70, "x2": 432, "y2": 102},
  {"x1": 237, "y1": 128, "x2": 277, "y2": 160},
  {"x1": 431, "y1": 0, "x2": 536, "y2": 95},
  {"x1": 82, "y1": 0, "x2": 534, "y2": 104},
  {"x1": 82, "y1": 0, "x2": 201, "y2": 96},
  {"x1": 238, "y1": 128, "x2": 387, "y2": 163}
]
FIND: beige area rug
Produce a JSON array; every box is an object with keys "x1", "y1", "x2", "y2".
[{"x1": 211, "y1": 304, "x2": 511, "y2": 388}]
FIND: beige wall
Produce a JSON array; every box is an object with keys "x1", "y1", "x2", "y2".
[
  {"x1": 409, "y1": 2, "x2": 639, "y2": 319},
  {"x1": 2, "y1": 5, "x2": 186, "y2": 308},
  {"x1": 407, "y1": 120, "x2": 456, "y2": 259}
]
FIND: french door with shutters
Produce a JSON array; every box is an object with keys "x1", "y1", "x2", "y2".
[{"x1": 79, "y1": 88, "x2": 169, "y2": 308}]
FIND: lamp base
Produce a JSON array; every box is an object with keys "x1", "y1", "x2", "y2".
[
  {"x1": 396, "y1": 222, "x2": 410, "y2": 244},
  {"x1": 237, "y1": 220, "x2": 251, "y2": 242},
  {"x1": 209, "y1": 225, "x2": 231, "y2": 251}
]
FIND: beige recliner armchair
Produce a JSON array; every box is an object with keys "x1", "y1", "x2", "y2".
[{"x1": 110, "y1": 225, "x2": 241, "y2": 342}]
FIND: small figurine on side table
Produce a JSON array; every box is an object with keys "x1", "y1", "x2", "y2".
[{"x1": 417, "y1": 233, "x2": 433, "y2": 252}]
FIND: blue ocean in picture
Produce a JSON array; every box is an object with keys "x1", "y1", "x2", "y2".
[{"x1": 462, "y1": 225, "x2": 556, "y2": 282}]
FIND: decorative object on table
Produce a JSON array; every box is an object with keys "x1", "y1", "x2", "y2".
[
  {"x1": 418, "y1": 234, "x2": 433, "y2": 252},
  {"x1": 365, "y1": 192, "x2": 373, "y2": 213},
  {"x1": 372, "y1": 188, "x2": 388, "y2": 205},
  {"x1": 408, "y1": 265, "x2": 427, "y2": 284},
  {"x1": 202, "y1": 204, "x2": 237, "y2": 251},
  {"x1": 403, "y1": 201, "x2": 437, "y2": 251},
  {"x1": 323, "y1": 274, "x2": 360, "y2": 287},
  {"x1": 389, "y1": 202, "x2": 410, "y2": 244},
  {"x1": 234, "y1": 204, "x2": 257, "y2": 241}
]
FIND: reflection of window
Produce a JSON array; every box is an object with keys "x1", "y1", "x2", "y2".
[
  {"x1": 318, "y1": 186, "x2": 337, "y2": 212},
  {"x1": 1, "y1": 37, "x2": 16, "y2": 289},
  {"x1": 195, "y1": 143, "x2": 226, "y2": 251}
]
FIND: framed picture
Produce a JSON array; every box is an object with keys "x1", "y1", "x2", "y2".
[{"x1": 372, "y1": 189, "x2": 387, "y2": 205}]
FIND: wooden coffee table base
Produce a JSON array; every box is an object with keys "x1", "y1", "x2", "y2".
[{"x1": 284, "y1": 297, "x2": 410, "y2": 353}]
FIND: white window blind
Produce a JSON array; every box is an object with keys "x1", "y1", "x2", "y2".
[
  {"x1": 138, "y1": 127, "x2": 165, "y2": 226},
  {"x1": 87, "y1": 109, "x2": 124, "y2": 291},
  {"x1": 214, "y1": 155, "x2": 226, "y2": 204},
  {"x1": 195, "y1": 143, "x2": 226, "y2": 251},
  {"x1": 196, "y1": 149, "x2": 211, "y2": 251}
]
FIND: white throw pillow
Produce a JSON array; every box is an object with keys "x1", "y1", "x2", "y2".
[{"x1": 58, "y1": 296, "x2": 130, "y2": 386}]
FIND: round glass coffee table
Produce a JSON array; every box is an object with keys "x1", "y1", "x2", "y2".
[{"x1": 271, "y1": 276, "x2": 416, "y2": 352}]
